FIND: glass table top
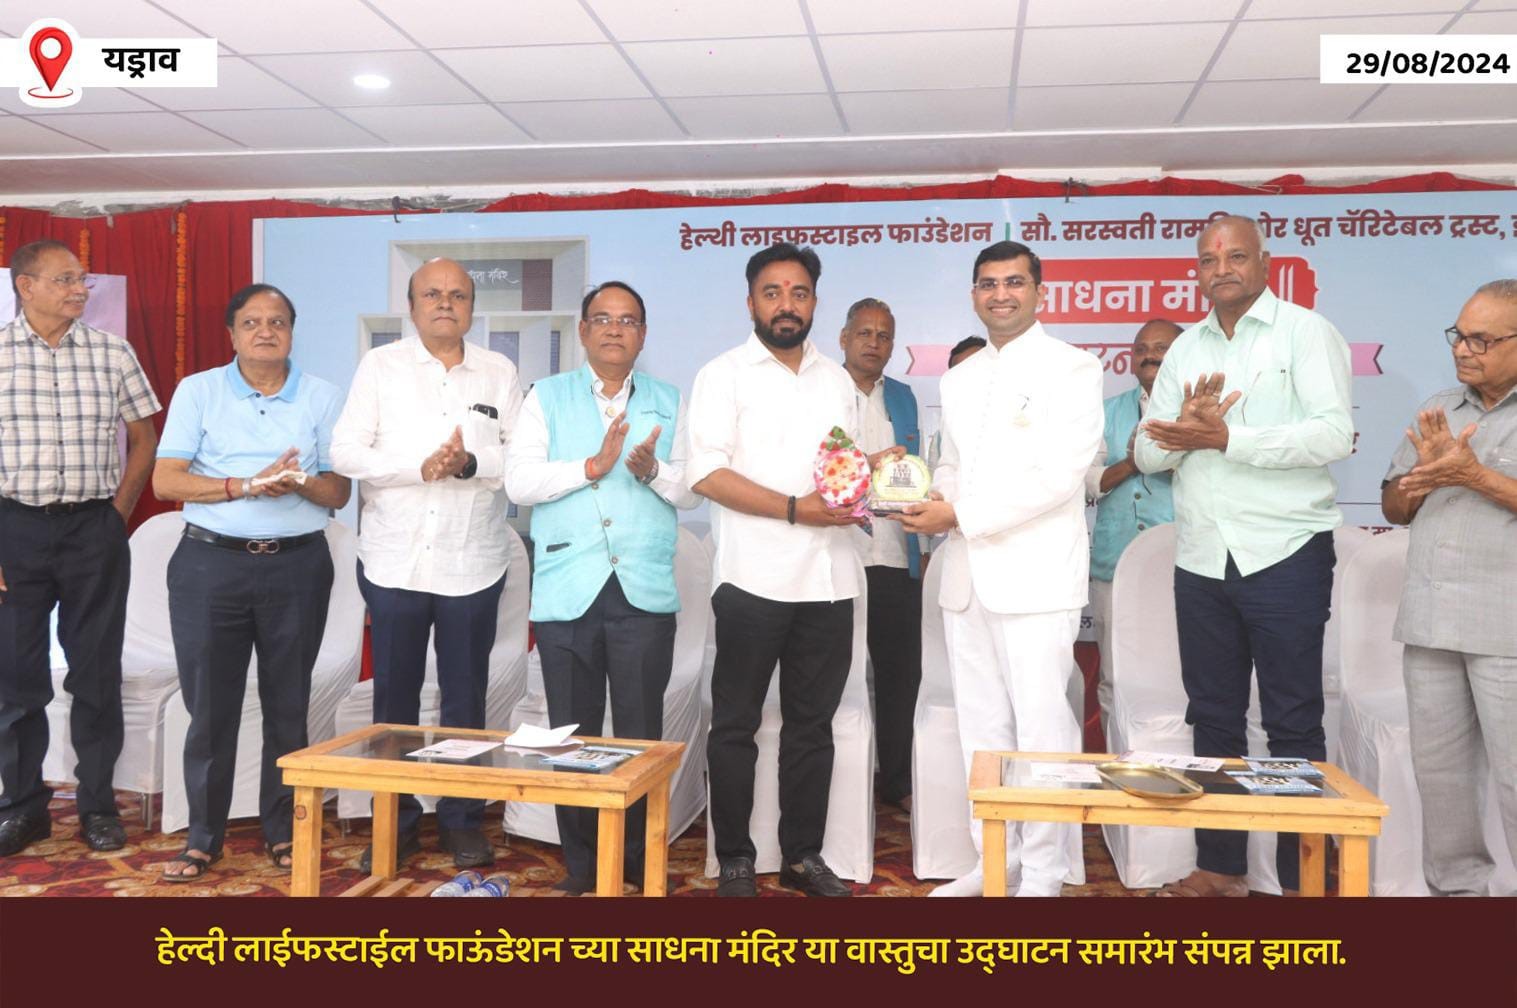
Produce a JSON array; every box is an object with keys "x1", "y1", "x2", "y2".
[
  {"x1": 328, "y1": 727, "x2": 651, "y2": 776},
  {"x1": 996, "y1": 755, "x2": 1344, "y2": 800}
]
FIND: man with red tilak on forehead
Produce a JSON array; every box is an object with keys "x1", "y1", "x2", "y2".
[{"x1": 1135, "y1": 214, "x2": 1353, "y2": 898}]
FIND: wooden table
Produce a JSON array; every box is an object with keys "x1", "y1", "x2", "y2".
[
  {"x1": 277, "y1": 723, "x2": 685, "y2": 898},
  {"x1": 968, "y1": 752, "x2": 1388, "y2": 897}
]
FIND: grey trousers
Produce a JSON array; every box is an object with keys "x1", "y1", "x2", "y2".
[{"x1": 1403, "y1": 644, "x2": 1517, "y2": 896}]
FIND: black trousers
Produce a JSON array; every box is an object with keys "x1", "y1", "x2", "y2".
[
  {"x1": 707, "y1": 582, "x2": 852, "y2": 865},
  {"x1": 535, "y1": 574, "x2": 675, "y2": 886},
  {"x1": 168, "y1": 533, "x2": 333, "y2": 854},
  {"x1": 358, "y1": 563, "x2": 504, "y2": 835},
  {"x1": 865, "y1": 565, "x2": 922, "y2": 803},
  {"x1": 1174, "y1": 531, "x2": 1335, "y2": 890},
  {"x1": 0, "y1": 501, "x2": 128, "y2": 821}
]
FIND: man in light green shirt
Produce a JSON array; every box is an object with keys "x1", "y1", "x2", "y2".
[{"x1": 1134, "y1": 214, "x2": 1353, "y2": 898}]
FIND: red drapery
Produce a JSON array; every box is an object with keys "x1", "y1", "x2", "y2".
[{"x1": 2, "y1": 171, "x2": 1511, "y2": 529}]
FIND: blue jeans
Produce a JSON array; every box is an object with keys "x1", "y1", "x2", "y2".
[{"x1": 1174, "y1": 531, "x2": 1335, "y2": 889}]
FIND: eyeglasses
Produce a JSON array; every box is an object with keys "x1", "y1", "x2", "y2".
[
  {"x1": 973, "y1": 277, "x2": 1031, "y2": 292},
  {"x1": 21, "y1": 272, "x2": 94, "y2": 290},
  {"x1": 585, "y1": 314, "x2": 645, "y2": 330},
  {"x1": 1445, "y1": 326, "x2": 1517, "y2": 355}
]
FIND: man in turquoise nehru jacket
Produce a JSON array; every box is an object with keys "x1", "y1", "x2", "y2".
[
  {"x1": 1085, "y1": 319, "x2": 1180, "y2": 739},
  {"x1": 505, "y1": 280, "x2": 698, "y2": 895}
]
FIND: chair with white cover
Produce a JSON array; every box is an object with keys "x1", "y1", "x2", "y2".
[
  {"x1": 908, "y1": 545, "x2": 978, "y2": 880},
  {"x1": 42, "y1": 512, "x2": 186, "y2": 826},
  {"x1": 159, "y1": 520, "x2": 366, "y2": 834},
  {"x1": 502, "y1": 526, "x2": 713, "y2": 844},
  {"x1": 1321, "y1": 526, "x2": 1373, "y2": 766},
  {"x1": 1103, "y1": 523, "x2": 1281, "y2": 893},
  {"x1": 334, "y1": 525, "x2": 532, "y2": 821},
  {"x1": 702, "y1": 551, "x2": 876, "y2": 884},
  {"x1": 1337, "y1": 528, "x2": 1517, "y2": 896}
]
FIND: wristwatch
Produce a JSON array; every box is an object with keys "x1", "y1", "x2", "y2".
[
  {"x1": 637, "y1": 460, "x2": 659, "y2": 486},
  {"x1": 455, "y1": 452, "x2": 478, "y2": 480}
]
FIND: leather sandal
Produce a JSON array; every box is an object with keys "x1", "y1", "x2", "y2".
[
  {"x1": 162, "y1": 849, "x2": 222, "y2": 883},
  {"x1": 1154, "y1": 870, "x2": 1248, "y2": 898},
  {"x1": 268, "y1": 841, "x2": 294, "y2": 872}
]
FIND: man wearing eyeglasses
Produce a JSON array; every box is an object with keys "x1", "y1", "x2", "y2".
[
  {"x1": 504, "y1": 280, "x2": 698, "y2": 895},
  {"x1": 331, "y1": 256, "x2": 523, "y2": 872},
  {"x1": 1135, "y1": 215, "x2": 1353, "y2": 899},
  {"x1": 0, "y1": 239, "x2": 161, "y2": 858},
  {"x1": 1085, "y1": 319, "x2": 1182, "y2": 739},
  {"x1": 899, "y1": 240, "x2": 1105, "y2": 897},
  {"x1": 1382, "y1": 279, "x2": 1517, "y2": 896}
]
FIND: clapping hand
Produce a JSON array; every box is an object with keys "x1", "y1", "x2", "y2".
[
  {"x1": 1143, "y1": 372, "x2": 1240, "y2": 452},
  {"x1": 587, "y1": 412, "x2": 631, "y2": 481},
  {"x1": 1399, "y1": 408, "x2": 1481, "y2": 497},
  {"x1": 421, "y1": 426, "x2": 469, "y2": 481},
  {"x1": 624, "y1": 424, "x2": 661, "y2": 482},
  {"x1": 248, "y1": 447, "x2": 301, "y2": 497}
]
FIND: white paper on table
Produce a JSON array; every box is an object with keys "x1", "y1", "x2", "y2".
[
  {"x1": 1121, "y1": 750, "x2": 1224, "y2": 772},
  {"x1": 250, "y1": 468, "x2": 308, "y2": 488},
  {"x1": 504, "y1": 723, "x2": 580, "y2": 749},
  {"x1": 407, "y1": 738, "x2": 501, "y2": 759},
  {"x1": 1028, "y1": 762, "x2": 1103, "y2": 785}
]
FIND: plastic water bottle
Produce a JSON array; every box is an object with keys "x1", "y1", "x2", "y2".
[
  {"x1": 430, "y1": 870, "x2": 484, "y2": 897},
  {"x1": 463, "y1": 873, "x2": 511, "y2": 897}
]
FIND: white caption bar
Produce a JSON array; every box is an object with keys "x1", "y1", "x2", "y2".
[{"x1": 1321, "y1": 34, "x2": 1516, "y2": 83}]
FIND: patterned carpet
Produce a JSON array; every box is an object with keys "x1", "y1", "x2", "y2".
[{"x1": 0, "y1": 788, "x2": 1137, "y2": 897}]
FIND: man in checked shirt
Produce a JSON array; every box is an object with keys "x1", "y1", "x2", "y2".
[{"x1": 0, "y1": 239, "x2": 161, "y2": 858}]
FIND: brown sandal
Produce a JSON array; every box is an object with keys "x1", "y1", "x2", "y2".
[{"x1": 1154, "y1": 870, "x2": 1248, "y2": 898}]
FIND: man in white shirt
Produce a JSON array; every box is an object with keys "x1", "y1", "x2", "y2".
[
  {"x1": 837, "y1": 298, "x2": 921, "y2": 813},
  {"x1": 1084, "y1": 320, "x2": 1180, "y2": 738},
  {"x1": 687, "y1": 243, "x2": 873, "y2": 897},
  {"x1": 901, "y1": 241, "x2": 1104, "y2": 897},
  {"x1": 504, "y1": 280, "x2": 698, "y2": 895},
  {"x1": 331, "y1": 257, "x2": 523, "y2": 871}
]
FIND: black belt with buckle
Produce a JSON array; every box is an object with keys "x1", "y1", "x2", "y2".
[
  {"x1": 0, "y1": 497, "x2": 113, "y2": 516},
  {"x1": 183, "y1": 523, "x2": 324, "y2": 555}
]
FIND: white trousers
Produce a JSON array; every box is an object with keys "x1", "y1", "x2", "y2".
[
  {"x1": 1088, "y1": 577, "x2": 1115, "y2": 745},
  {"x1": 944, "y1": 597, "x2": 1085, "y2": 895}
]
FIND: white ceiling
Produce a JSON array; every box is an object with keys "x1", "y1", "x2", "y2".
[{"x1": 1, "y1": 0, "x2": 1515, "y2": 201}]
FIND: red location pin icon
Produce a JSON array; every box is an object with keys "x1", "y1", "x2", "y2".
[{"x1": 30, "y1": 28, "x2": 73, "y2": 92}]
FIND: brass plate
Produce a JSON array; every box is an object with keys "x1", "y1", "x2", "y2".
[{"x1": 1096, "y1": 761, "x2": 1204, "y2": 801}]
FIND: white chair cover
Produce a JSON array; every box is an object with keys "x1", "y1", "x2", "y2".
[
  {"x1": 1103, "y1": 524, "x2": 1280, "y2": 893},
  {"x1": 160, "y1": 520, "x2": 366, "y2": 833},
  {"x1": 1321, "y1": 526, "x2": 1373, "y2": 765},
  {"x1": 909, "y1": 548, "x2": 978, "y2": 880},
  {"x1": 334, "y1": 525, "x2": 531, "y2": 820},
  {"x1": 703, "y1": 550, "x2": 876, "y2": 883},
  {"x1": 1337, "y1": 528, "x2": 1517, "y2": 895},
  {"x1": 42, "y1": 512, "x2": 185, "y2": 807},
  {"x1": 502, "y1": 526, "x2": 713, "y2": 844}
]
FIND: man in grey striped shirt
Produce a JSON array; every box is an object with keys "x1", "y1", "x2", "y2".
[{"x1": 0, "y1": 239, "x2": 160, "y2": 858}]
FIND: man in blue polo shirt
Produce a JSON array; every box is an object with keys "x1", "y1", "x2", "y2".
[
  {"x1": 152, "y1": 283, "x2": 350, "y2": 882},
  {"x1": 1084, "y1": 319, "x2": 1180, "y2": 739},
  {"x1": 505, "y1": 280, "x2": 697, "y2": 895}
]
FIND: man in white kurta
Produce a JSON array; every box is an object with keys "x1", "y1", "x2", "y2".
[{"x1": 901, "y1": 241, "x2": 1104, "y2": 896}]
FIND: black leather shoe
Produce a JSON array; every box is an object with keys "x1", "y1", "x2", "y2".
[
  {"x1": 553, "y1": 875, "x2": 594, "y2": 896},
  {"x1": 358, "y1": 828, "x2": 421, "y2": 874},
  {"x1": 0, "y1": 812, "x2": 51, "y2": 857},
  {"x1": 716, "y1": 856, "x2": 756, "y2": 897},
  {"x1": 779, "y1": 854, "x2": 853, "y2": 897},
  {"x1": 439, "y1": 827, "x2": 494, "y2": 868},
  {"x1": 81, "y1": 813, "x2": 126, "y2": 852}
]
